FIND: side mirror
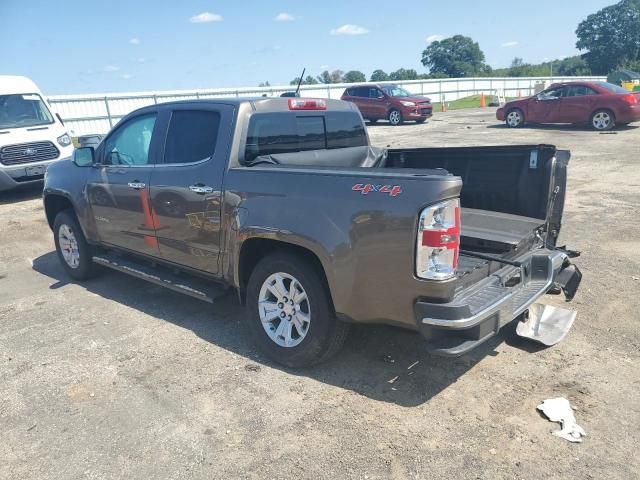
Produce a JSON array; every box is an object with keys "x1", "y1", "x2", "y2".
[{"x1": 73, "y1": 147, "x2": 94, "y2": 167}]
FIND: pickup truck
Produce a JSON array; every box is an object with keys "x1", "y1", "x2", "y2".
[{"x1": 43, "y1": 97, "x2": 581, "y2": 367}]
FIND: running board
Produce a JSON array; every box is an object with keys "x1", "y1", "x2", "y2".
[{"x1": 92, "y1": 253, "x2": 228, "y2": 303}]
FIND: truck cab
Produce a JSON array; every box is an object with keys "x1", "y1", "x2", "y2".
[{"x1": 0, "y1": 76, "x2": 74, "y2": 192}]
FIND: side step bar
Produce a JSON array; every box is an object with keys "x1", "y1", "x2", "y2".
[{"x1": 92, "y1": 253, "x2": 228, "y2": 303}]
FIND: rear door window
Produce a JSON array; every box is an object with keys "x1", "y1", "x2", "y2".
[
  {"x1": 163, "y1": 110, "x2": 221, "y2": 164},
  {"x1": 244, "y1": 112, "x2": 367, "y2": 162}
]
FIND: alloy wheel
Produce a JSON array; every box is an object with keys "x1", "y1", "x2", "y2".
[{"x1": 58, "y1": 224, "x2": 80, "y2": 269}]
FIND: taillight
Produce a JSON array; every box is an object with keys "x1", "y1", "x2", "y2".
[
  {"x1": 288, "y1": 98, "x2": 327, "y2": 110},
  {"x1": 416, "y1": 199, "x2": 460, "y2": 280},
  {"x1": 622, "y1": 94, "x2": 638, "y2": 106}
]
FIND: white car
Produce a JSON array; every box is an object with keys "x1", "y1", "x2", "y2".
[{"x1": 0, "y1": 76, "x2": 74, "y2": 192}]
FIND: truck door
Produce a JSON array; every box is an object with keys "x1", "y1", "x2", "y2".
[
  {"x1": 86, "y1": 112, "x2": 161, "y2": 256},
  {"x1": 148, "y1": 104, "x2": 235, "y2": 275}
]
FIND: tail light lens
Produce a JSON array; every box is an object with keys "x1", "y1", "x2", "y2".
[
  {"x1": 622, "y1": 94, "x2": 638, "y2": 106},
  {"x1": 416, "y1": 199, "x2": 460, "y2": 280},
  {"x1": 288, "y1": 98, "x2": 327, "y2": 110}
]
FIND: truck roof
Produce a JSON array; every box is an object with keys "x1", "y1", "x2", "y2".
[
  {"x1": 0, "y1": 75, "x2": 43, "y2": 96},
  {"x1": 150, "y1": 97, "x2": 358, "y2": 113}
]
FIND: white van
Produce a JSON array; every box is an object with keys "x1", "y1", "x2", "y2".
[{"x1": 0, "y1": 76, "x2": 74, "y2": 192}]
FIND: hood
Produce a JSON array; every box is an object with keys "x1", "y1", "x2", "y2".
[
  {"x1": 394, "y1": 95, "x2": 431, "y2": 104},
  {"x1": 0, "y1": 122, "x2": 68, "y2": 148}
]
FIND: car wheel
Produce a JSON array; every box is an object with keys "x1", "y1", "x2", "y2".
[
  {"x1": 591, "y1": 109, "x2": 615, "y2": 131},
  {"x1": 505, "y1": 108, "x2": 525, "y2": 128},
  {"x1": 246, "y1": 252, "x2": 349, "y2": 368},
  {"x1": 53, "y1": 209, "x2": 99, "y2": 280},
  {"x1": 388, "y1": 109, "x2": 403, "y2": 126}
]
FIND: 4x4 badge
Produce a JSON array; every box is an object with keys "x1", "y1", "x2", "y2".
[{"x1": 352, "y1": 183, "x2": 402, "y2": 197}]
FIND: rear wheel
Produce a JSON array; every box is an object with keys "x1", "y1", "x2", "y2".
[
  {"x1": 53, "y1": 210, "x2": 99, "y2": 280},
  {"x1": 505, "y1": 108, "x2": 525, "y2": 128},
  {"x1": 388, "y1": 109, "x2": 403, "y2": 126},
  {"x1": 591, "y1": 109, "x2": 615, "y2": 131},
  {"x1": 246, "y1": 252, "x2": 349, "y2": 367}
]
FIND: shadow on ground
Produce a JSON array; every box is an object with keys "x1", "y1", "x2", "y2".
[
  {"x1": 487, "y1": 123, "x2": 639, "y2": 132},
  {"x1": 32, "y1": 251, "x2": 513, "y2": 407},
  {"x1": 0, "y1": 184, "x2": 43, "y2": 205}
]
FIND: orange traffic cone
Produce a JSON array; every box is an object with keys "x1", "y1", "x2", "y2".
[
  {"x1": 440, "y1": 95, "x2": 446, "y2": 112},
  {"x1": 480, "y1": 92, "x2": 486, "y2": 108}
]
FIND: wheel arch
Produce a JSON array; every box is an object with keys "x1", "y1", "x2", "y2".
[
  {"x1": 44, "y1": 194, "x2": 75, "y2": 230},
  {"x1": 237, "y1": 237, "x2": 334, "y2": 311}
]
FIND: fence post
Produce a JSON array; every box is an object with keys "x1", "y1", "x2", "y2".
[
  {"x1": 153, "y1": 94, "x2": 159, "y2": 104},
  {"x1": 327, "y1": 85, "x2": 331, "y2": 99},
  {"x1": 439, "y1": 80, "x2": 442, "y2": 104},
  {"x1": 104, "y1": 97, "x2": 113, "y2": 128}
]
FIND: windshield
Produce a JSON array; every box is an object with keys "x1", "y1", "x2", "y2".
[
  {"x1": 0, "y1": 93, "x2": 54, "y2": 129},
  {"x1": 597, "y1": 82, "x2": 631, "y2": 94},
  {"x1": 382, "y1": 86, "x2": 412, "y2": 97}
]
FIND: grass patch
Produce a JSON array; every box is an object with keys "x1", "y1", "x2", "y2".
[{"x1": 432, "y1": 94, "x2": 517, "y2": 111}]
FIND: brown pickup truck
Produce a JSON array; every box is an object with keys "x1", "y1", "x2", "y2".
[{"x1": 43, "y1": 97, "x2": 581, "y2": 367}]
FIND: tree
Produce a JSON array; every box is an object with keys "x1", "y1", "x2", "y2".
[
  {"x1": 370, "y1": 69, "x2": 389, "y2": 81},
  {"x1": 389, "y1": 68, "x2": 418, "y2": 81},
  {"x1": 289, "y1": 75, "x2": 320, "y2": 85},
  {"x1": 556, "y1": 56, "x2": 592, "y2": 76},
  {"x1": 342, "y1": 70, "x2": 366, "y2": 83},
  {"x1": 576, "y1": 0, "x2": 640, "y2": 74},
  {"x1": 421, "y1": 35, "x2": 488, "y2": 77},
  {"x1": 258, "y1": 81, "x2": 271, "y2": 87}
]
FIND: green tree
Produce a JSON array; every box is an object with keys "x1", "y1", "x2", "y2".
[
  {"x1": 556, "y1": 56, "x2": 592, "y2": 76},
  {"x1": 576, "y1": 0, "x2": 640, "y2": 74},
  {"x1": 421, "y1": 35, "x2": 488, "y2": 77},
  {"x1": 370, "y1": 69, "x2": 389, "y2": 81},
  {"x1": 316, "y1": 70, "x2": 344, "y2": 84},
  {"x1": 289, "y1": 75, "x2": 320, "y2": 85},
  {"x1": 342, "y1": 70, "x2": 366, "y2": 83},
  {"x1": 389, "y1": 68, "x2": 418, "y2": 81},
  {"x1": 258, "y1": 81, "x2": 271, "y2": 87}
]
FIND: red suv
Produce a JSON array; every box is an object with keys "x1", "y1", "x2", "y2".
[{"x1": 341, "y1": 84, "x2": 432, "y2": 125}]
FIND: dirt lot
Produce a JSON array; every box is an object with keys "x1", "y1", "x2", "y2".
[{"x1": 1, "y1": 108, "x2": 639, "y2": 480}]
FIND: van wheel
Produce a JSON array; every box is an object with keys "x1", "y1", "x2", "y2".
[
  {"x1": 53, "y1": 209, "x2": 99, "y2": 280},
  {"x1": 388, "y1": 109, "x2": 403, "y2": 126},
  {"x1": 591, "y1": 109, "x2": 615, "y2": 131},
  {"x1": 505, "y1": 108, "x2": 525, "y2": 128},
  {"x1": 246, "y1": 252, "x2": 349, "y2": 368}
]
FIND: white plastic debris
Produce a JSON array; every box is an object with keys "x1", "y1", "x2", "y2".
[{"x1": 537, "y1": 397, "x2": 586, "y2": 443}]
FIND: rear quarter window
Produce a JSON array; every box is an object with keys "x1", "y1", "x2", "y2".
[{"x1": 244, "y1": 111, "x2": 367, "y2": 162}]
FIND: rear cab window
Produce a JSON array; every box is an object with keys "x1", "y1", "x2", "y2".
[
  {"x1": 244, "y1": 111, "x2": 367, "y2": 163},
  {"x1": 163, "y1": 110, "x2": 220, "y2": 164}
]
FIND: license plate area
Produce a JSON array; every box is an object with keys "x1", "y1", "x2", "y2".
[{"x1": 25, "y1": 165, "x2": 46, "y2": 176}]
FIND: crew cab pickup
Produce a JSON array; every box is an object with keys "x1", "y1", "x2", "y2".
[{"x1": 43, "y1": 98, "x2": 581, "y2": 367}]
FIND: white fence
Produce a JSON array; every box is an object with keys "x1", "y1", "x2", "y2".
[{"x1": 48, "y1": 76, "x2": 606, "y2": 136}]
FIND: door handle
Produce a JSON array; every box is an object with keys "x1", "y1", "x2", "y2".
[
  {"x1": 189, "y1": 185, "x2": 214, "y2": 194},
  {"x1": 127, "y1": 182, "x2": 146, "y2": 190}
]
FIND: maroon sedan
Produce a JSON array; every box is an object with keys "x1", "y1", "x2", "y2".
[
  {"x1": 341, "y1": 84, "x2": 432, "y2": 125},
  {"x1": 497, "y1": 81, "x2": 640, "y2": 131}
]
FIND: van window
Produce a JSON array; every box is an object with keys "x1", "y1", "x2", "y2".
[
  {"x1": 0, "y1": 93, "x2": 54, "y2": 129},
  {"x1": 164, "y1": 110, "x2": 221, "y2": 164},
  {"x1": 244, "y1": 112, "x2": 367, "y2": 162}
]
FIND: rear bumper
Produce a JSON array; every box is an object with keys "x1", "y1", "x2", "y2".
[
  {"x1": 616, "y1": 105, "x2": 640, "y2": 124},
  {"x1": 415, "y1": 250, "x2": 581, "y2": 356}
]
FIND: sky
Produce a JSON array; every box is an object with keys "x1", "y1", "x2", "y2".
[{"x1": 0, "y1": 0, "x2": 615, "y2": 96}]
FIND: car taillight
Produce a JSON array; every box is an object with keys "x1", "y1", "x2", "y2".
[
  {"x1": 622, "y1": 94, "x2": 638, "y2": 105},
  {"x1": 288, "y1": 98, "x2": 327, "y2": 110},
  {"x1": 416, "y1": 199, "x2": 460, "y2": 280}
]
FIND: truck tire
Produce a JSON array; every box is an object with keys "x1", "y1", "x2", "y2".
[
  {"x1": 245, "y1": 252, "x2": 349, "y2": 367},
  {"x1": 591, "y1": 109, "x2": 615, "y2": 131},
  {"x1": 53, "y1": 209, "x2": 99, "y2": 280}
]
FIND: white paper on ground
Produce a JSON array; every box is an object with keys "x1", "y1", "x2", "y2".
[{"x1": 537, "y1": 397, "x2": 586, "y2": 443}]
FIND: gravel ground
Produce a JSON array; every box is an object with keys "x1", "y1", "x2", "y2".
[{"x1": 1, "y1": 108, "x2": 639, "y2": 480}]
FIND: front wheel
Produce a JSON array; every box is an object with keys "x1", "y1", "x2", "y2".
[
  {"x1": 591, "y1": 109, "x2": 615, "y2": 131},
  {"x1": 53, "y1": 209, "x2": 99, "y2": 280},
  {"x1": 246, "y1": 252, "x2": 349, "y2": 367},
  {"x1": 505, "y1": 108, "x2": 525, "y2": 128},
  {"x1": 388, "y1": 109, "x2": 403, "y2": 126}
]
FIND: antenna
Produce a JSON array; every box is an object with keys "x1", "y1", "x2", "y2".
[{"x1": 294, "y1": 68, "x2": 306, "y2": 97}]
